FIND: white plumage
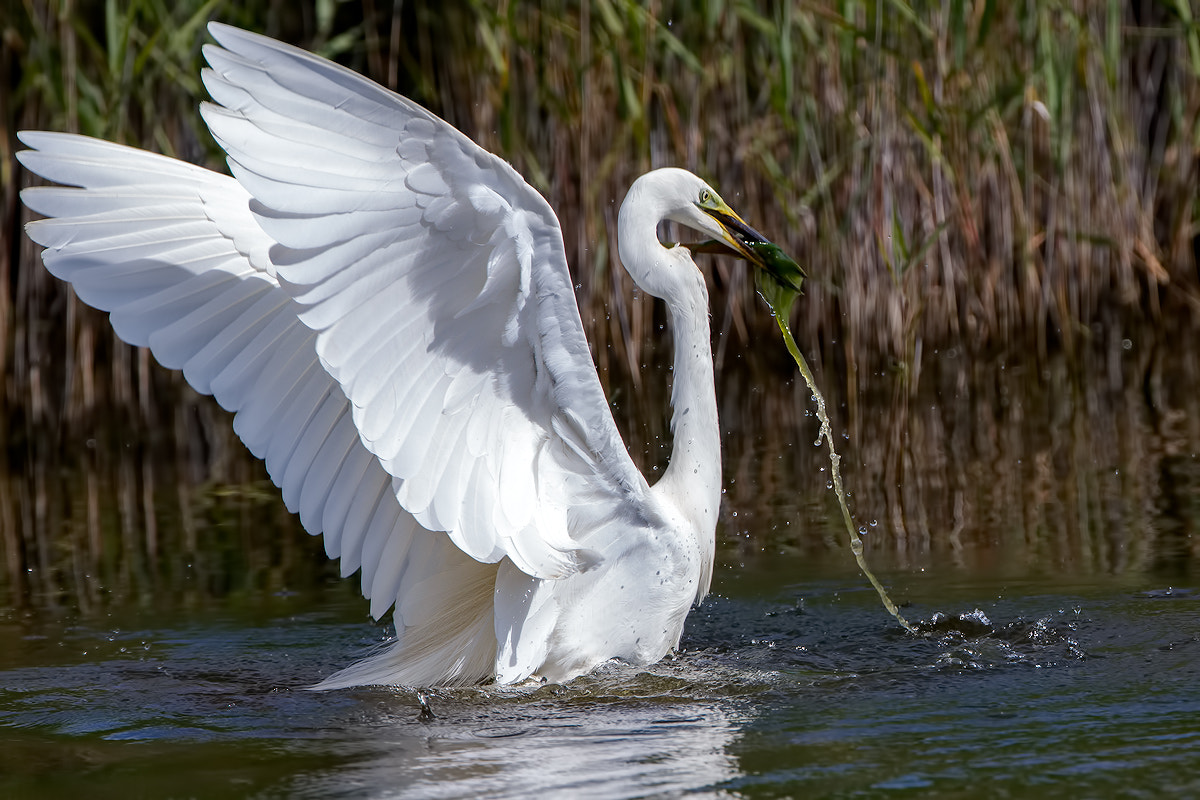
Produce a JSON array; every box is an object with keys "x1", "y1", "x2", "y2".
[{"x1": 18, "y1": 23, "x2": 778, "y2": 688}]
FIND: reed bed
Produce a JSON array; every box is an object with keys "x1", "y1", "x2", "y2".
[{"x1": 2, "y1": 0, "x2": 1199, "y2": 607}]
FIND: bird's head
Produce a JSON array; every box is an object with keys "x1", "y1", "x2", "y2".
[{"x1": 618, "y1": 168, "x2": 803, "y2": 300}]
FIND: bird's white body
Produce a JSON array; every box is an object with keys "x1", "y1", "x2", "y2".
[{"x1": 17, "y1": 24, "x2": 749, "y2": 688}]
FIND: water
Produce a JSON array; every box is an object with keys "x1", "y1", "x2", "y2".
[
  {"x1": 715, "y1": 570, "x2": 1199, "y2": 798},
  {"x1": 3, "y1": 329, "x2": 1200, "y2": 797},
  {"x1": 1, "y1": 552, "x2": 1196, "y2": 798}
]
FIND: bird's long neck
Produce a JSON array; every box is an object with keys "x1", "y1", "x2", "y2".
[{"x1": 655, "y1": 270, "x2": 722, "y2": 537}]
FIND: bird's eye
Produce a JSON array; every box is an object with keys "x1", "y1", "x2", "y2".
[{"x1": 698, "y1": 189, "x2": 712, "y2": 204}]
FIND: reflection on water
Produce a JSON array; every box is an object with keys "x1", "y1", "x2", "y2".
[
  {"x1": 297, "y1": 682, "x2": 744, "y2": 800},
  {"x1": 718, "y1": 315, "x2": 1200, "y2": 581},
  {"x1": 1, "y1": 568, "x2": 1197, "y2": 798},
  {"x1": 6, "y1": 317, "x2": 1200, "y2": 610},
  {"x1": 0, "y1": 594, "x2": 749, "y2": 798},
  {"x1": 2, "y1": 320, "x2": 1200, "y2": 796}
]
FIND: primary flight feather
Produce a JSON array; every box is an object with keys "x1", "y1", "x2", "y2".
[{"x1": 18, "y1": 23, "x2": 784, "y2": 688}]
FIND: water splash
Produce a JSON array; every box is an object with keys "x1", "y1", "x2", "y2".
[{"x1": 916, "y1": 608, "x2": 1087, "y2": 670}]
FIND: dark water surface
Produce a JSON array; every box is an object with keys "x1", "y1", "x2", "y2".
[
  {"x1": 1, "y1": 556, "x2": 1197, "y2": 798},
  {"x1": 3, "y1": 326, "x2": 1200, "y2": 797}
]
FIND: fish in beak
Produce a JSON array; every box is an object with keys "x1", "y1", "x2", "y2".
[{"x1": 693, "y1": 197, "x2": 806, "y2": 294}]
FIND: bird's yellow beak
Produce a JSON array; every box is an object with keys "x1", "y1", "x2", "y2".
[
  {"x1": 694, "y1": 196, "x2": 806, "y2": 294},
  {"x1": 697, "y1": 199, "x2": 765, "y2": 262}
]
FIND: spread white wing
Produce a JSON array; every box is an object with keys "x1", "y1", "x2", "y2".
[{"x1": 18, "y1": 22, "x2": 655, "y2": 685}]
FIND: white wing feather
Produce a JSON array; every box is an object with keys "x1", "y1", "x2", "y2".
[
  {"x1": 199, "y1": 23, "x2": 651, "y2": 579},
  {"x1": 17, "y1": 22, "x2": 662, "y2": 686},
  {"x1": 18, "y1": 132, "x2": 519, "y2": 685}
]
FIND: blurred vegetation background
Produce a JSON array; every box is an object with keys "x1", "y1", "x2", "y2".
[{"x1": 2, "y1": 0, "x2": 1199, "y2": 608}]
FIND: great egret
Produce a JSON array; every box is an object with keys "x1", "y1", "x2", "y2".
[{"x1": 18, "y1": 23, "x2": 786, "y2": 688}]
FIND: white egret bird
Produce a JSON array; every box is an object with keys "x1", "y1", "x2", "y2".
[{"x1": 18, "y1": 23, "x2": 785, "y2": 688}]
